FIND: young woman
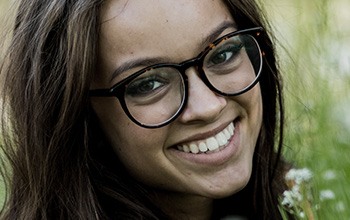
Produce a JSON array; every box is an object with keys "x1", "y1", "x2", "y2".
[{"x1": 0, "y1": 0, "x2": 289, "y2": 219}]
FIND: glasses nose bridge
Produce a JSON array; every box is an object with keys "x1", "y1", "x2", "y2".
[{"x1": 178, "y1": 56, "x2": 203, "y2": 76}]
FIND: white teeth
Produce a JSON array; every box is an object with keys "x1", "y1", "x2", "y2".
[
  {"x1": 206, "y1": 137, "x2": 219, "y2": 151},
  {"x1": 189, "y1": 143, "x2": 199, "y2": 154},
  {"x1": 199, "y1": 142, "x2": 207, "y2": 152},
  {"x1": 216, "y1": 132, "x2": 227, "y2": 146},
  {"x1": 228, "y1": 123, "x2": 234, "y2": 136},
  {"x1": 177, "y1": 122, "x2": 235, "y2": 154},
  {"x1": 183, "y1": 145, "x2": 190, "y2": 153},
  {"x1": 223, "y1": 129, "x2": 231, "y2": 140}
]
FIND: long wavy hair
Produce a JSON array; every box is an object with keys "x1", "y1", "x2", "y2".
[{"x1": 0, "y1": 0, "x2": 287, "y2": 219}]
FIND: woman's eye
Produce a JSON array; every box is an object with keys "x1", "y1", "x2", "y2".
[
  {"x1": 209, "y1": 43, "x2": 243, "y2": 66},
  {"x1": 126, "y1": 77, "x2": 165, "y2": 97}
]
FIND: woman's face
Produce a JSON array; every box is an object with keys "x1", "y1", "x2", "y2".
[{"x1": 92, "y1": 0, "x2": 263, "y2": 199}]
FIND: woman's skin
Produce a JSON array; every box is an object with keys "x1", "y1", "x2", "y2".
[{"x1": 91, "y1": 0, "x2": 263, "y2": 218}]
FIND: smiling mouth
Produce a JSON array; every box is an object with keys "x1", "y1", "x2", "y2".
[{"x1": 176, "y1": 122, "x2": 235, "y2": 154}]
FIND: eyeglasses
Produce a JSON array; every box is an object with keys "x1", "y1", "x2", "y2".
[{"x1": 90, "y1": 27, "x2": 264, "y2": 128}]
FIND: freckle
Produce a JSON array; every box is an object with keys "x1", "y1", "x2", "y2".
[{"x1": 165, "y1": 19, "x2": 169, "y2": 23}]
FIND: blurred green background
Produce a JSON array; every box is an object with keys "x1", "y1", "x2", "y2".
[
  {"x1": 266, "y1": 0, "x2": 350, "y2": 218},
  {"x1": 1, "y1": 0, "x2": 349, "y2": 218}
]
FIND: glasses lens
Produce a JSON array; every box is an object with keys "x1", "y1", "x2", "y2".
[
  {"x1": 124, "y1": 67, "x2": 185, "y2": 126},
  {"x1": 203, "y1": 34, "x2": 262, "y2": 94}
]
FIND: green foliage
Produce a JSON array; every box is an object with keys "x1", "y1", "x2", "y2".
[{"x1": 266, "y1": 0, "x2": 350, "y2": 218}]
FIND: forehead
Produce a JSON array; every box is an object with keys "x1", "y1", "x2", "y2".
[
  {"x1": 98, "y1": 0, "x2": 235, "y2": 80},
  {"x1": 100, "y1": 0, "x2": 232, "y2": 34}
]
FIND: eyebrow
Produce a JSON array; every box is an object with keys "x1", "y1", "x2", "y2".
[
  {"x1": 109, "y1": 20, "x2": 236, "y2": 82},
  {"x1": 200, "y1": 20, "x2": 237, "y2": 50}
]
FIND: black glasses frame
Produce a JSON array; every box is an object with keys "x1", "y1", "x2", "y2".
[{"x1": 90, "y1": 27, "x2": 264, "y2": 128}]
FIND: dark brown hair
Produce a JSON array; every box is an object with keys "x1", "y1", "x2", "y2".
[{"x1": 0, "y1": 0, "x2": 288, "y2": 219}]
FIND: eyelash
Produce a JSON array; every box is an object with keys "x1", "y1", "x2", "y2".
[{"x1": 126, "y1": 75, "x2": 167, "y2": 97}]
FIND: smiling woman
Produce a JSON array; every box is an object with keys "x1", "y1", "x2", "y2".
[{"x1": 0, "y1": 0, "x2": 290, "y2": 219}]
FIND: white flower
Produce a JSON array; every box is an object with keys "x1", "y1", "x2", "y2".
[
  {"x1": 281, "y1": 187, "x2": 303, "y2": 208},
  {"x1": 322, "y1": 170, "x2": 337, "y2": 180},
  {"x1": 285, "y1": 168, "x2": 313, "y2": 184},
  {"x1": 319, "y1": 189, "x2": 335, "y2": 201},
  {"x1": 336, "y1": 201, "x2": 345, "y2": 212},
  {"x1": 281, "y1": 190, "x2": 296, "y2": 208}
]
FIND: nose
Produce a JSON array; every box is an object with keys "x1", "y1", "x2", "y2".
[{"x1": 178, "y1": 68, "x2": 227, "y2": 124}]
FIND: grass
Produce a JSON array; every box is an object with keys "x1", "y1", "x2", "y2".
[{"x1": 1, "y1": 0, "x2": 350, "y2": 219}]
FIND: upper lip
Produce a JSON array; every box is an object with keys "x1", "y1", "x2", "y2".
[{"x1": 171, "y1": 119, "x2": 236, "y2": 147}]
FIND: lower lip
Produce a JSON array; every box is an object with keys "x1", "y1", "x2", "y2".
[{"x1": 170, "y1": 122, "x2": 241, "y2": 166}]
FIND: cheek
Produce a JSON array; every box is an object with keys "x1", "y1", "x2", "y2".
[
  {"x1": 249, "y1": 87, "x2": 263, "y2": 150},
  {"x1": 91, "y1": 98, "x2": 170, "y2": 180},
  {"x1": 237, "y1": 85, "x2": 263, "y2": 121},
  {"x1": 234, "y1": 85, "x2": 263, "y2": 143},
  {"x1": 91, "y1": 97, "x2": 130, "y2": 135},
  {"x1": 91, "y1": 97, "x2": 162, "y2": 149},
  {"x1": 252, "y1": 86, "x2": 263, "y2": 125},
  {"x1": 246, "y1": 86, "x2": 263, "y2": 134},
  {"x1": 111, "y1": 127, "x2": 172, "y2": 187}
]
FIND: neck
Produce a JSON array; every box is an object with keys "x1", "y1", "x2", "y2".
[{"x1": 150, "y1": 190, "x2": 213, "y2": 220}]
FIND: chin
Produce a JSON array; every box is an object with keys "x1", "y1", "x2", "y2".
[{"x1": 204, "y1": 166, "x2": 253, "y2": 199}]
